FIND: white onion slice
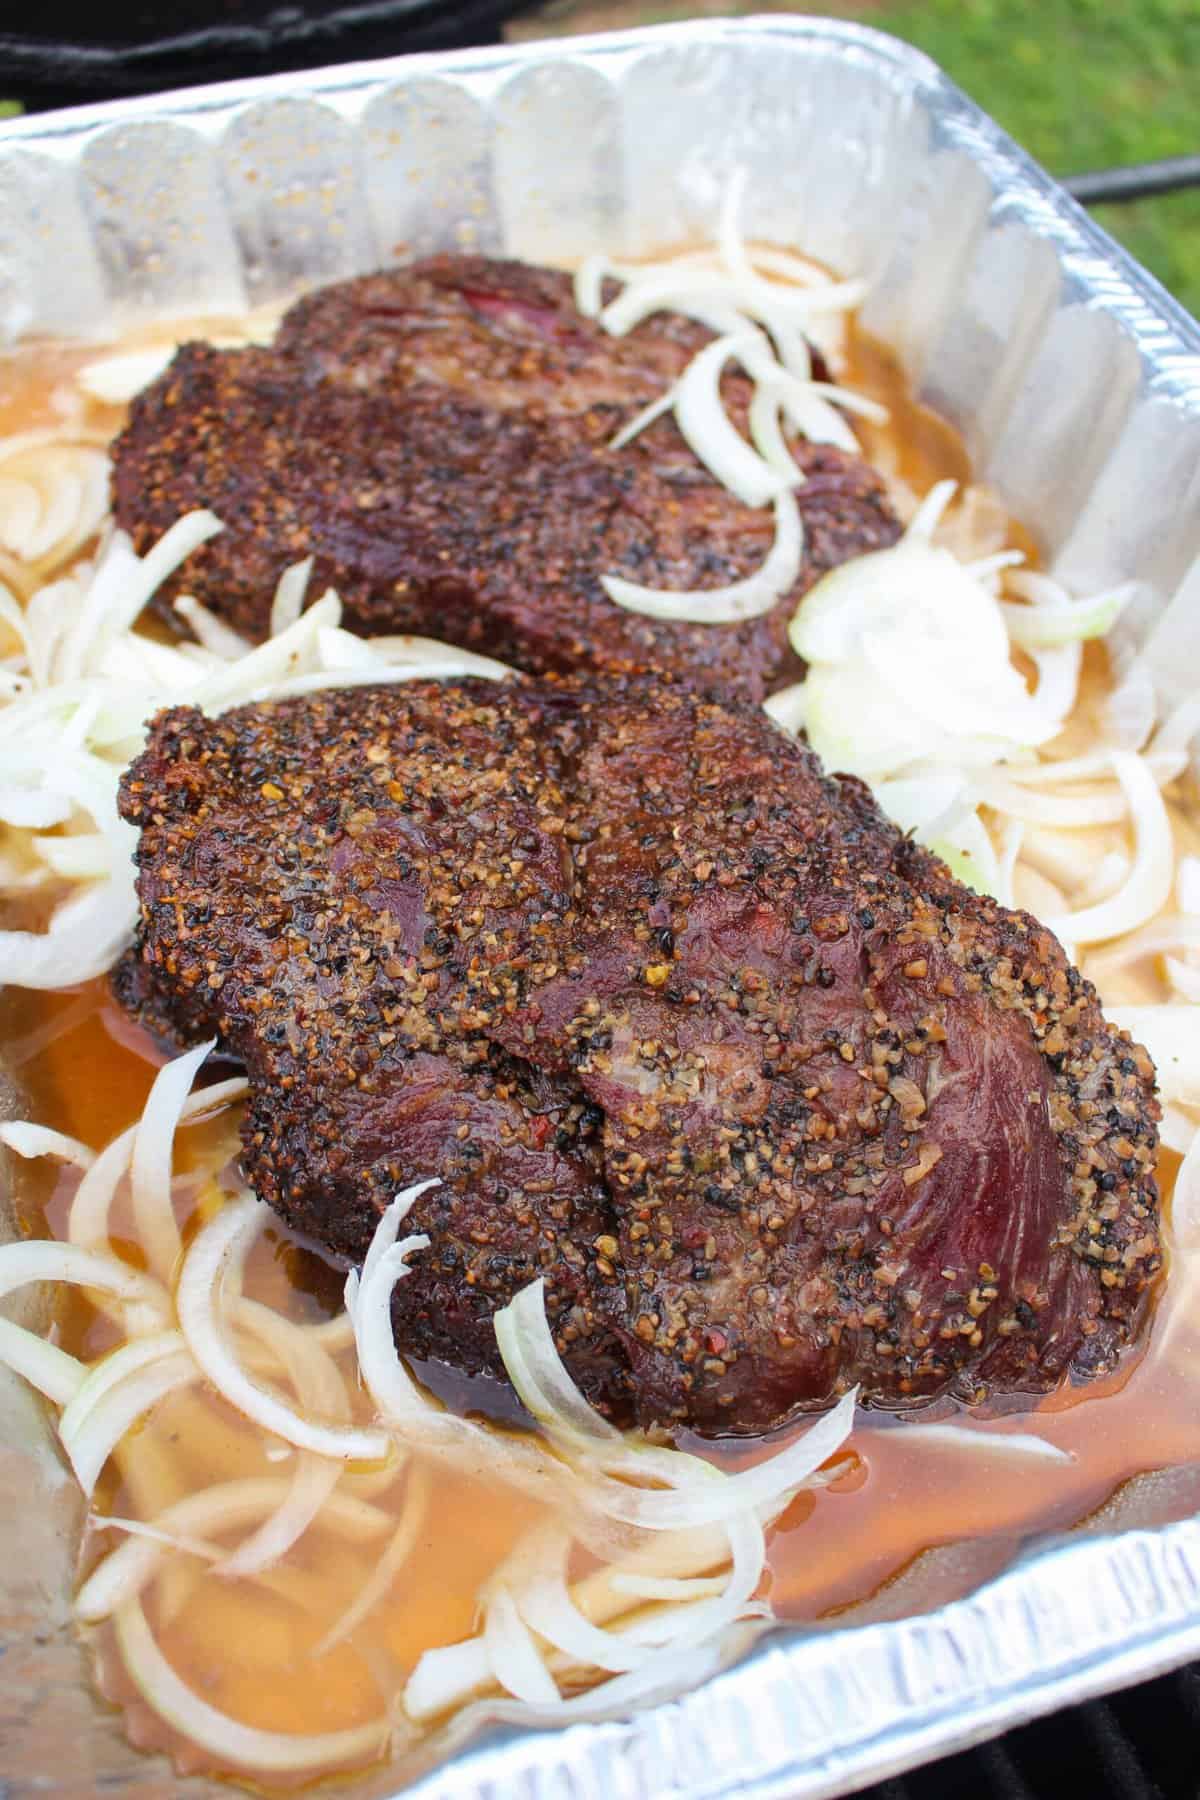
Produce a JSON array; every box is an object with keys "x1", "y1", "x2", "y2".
[
  {"x1": 114, "y1": 1599, "x2": 389, "y2": 1774},
  {"x1": 268, "y1": 556, "x2": 314, "y2": 637},
  {"x1": 129, "y1": 1039, "x2": 216, "y2": 1283},
  {"x1": 220, "y1": 1297, "x2": 353, "y2": 1576},
  {"x1": 906, "y1": 479, "x2": 958, "y2": 541},
  {"x1": 77, "y1": 1478, "x2": 394, "y2": 1623},
  {"x1": 609, "y1": 389, "x2": 675, "y2": 453},
  {"x1": 601, "y1": 489, "x2": 801, "y2": 625},
  {"x1": 173, "y1": 596, "x2": 252, "y2": 661},
  {"x1": 483, "y1": 1584, "x2": 560, "y2": 1706},
  {"x1": 671, "y1": 333, "x2": 789, "y2": 508},
  {"x1": 493, "y1": 1278, "x2": 621, "y2": 1450},
  {"x1": 59, "y1": 1330, "x2": 187, "y2": 1449},
  {"x1": 1044, "y1": 753, "x2": 1174, "y2": 944},
  {"x1": 58, "y1": 513, "x2": 223, "y2": 683},
  {"x1": 748, "y1": 388, "x2": 806, "y2": 482},
  {"x1": 177, "y1": 1196, "x2": 389, "y2": 1463},
  {"x1": 61, "y1": 1345, "x2": 196, "y2": 1496},
  {"x1": 0, "y1": 1121, "x2": 95, "y2": 1168},
  {"x1": 1165, "y1": 956, "x2": 1200, "y2": 1003},
  {"x1": 76, "y1": 347, "x2": 176, "y2": 404},
  {"x1": 979, "y1": 776, "x2": 1130, "y2": 829},
  {"x1": 515, "y1": 1532, "x2": 650, "y2": 1674},
  {"x1": 0, "y1": 872, "x2": 138, "y2": 990},
  {"x1": 1105, "y1": 1005, "x2": 1200, "y2": 1108},
  {"x1": 0, "y1": 1237, "x2": 167, "y2": 1316},
  {"x1": 598, "y1": 268, "x2": 863, "y2": 340},
  {"x1": 0, "y1": 1315, "x2": 86, "y2": 1404},
  {"x1": 884, "y1": 1423, "x2": 1074, "y2": 1463},
  {"x1": 1001, "y1": 584, "x2": 1132, "y2": 649},
  {"x1": 312, "y1": 1462, "x2": 429, "y2": 1655}
]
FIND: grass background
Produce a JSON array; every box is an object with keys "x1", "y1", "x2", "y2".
[{"x1": 511, "y1": 0, "x2": 1200, "y2": 319}]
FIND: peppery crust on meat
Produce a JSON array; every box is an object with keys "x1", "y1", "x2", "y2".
[
  {"x1": 109, "y1": 255, "x2": 901, "y2": 703},
  {"x1": 115, "y1": 677, "x2": 1162, "y2": 1434}
]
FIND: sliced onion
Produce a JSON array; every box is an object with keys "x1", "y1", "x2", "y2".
[
  {"x1": 58, "y1": 513, "x2": 223, "y2": 683},
  {"x1": 0, "y1": 1121, "x2": 95, "y2": 1168},
  {"x1": 609, "y1": 388, "x2": 676, "y2": 453},
  {"x1": 1044, "y1": 753, "x2": 1174, "y2": 944},
  {"x1": 173, "y1": 596, "x2": 252, "y2": 660},
  {"x1": 177, "y1": 1195, "x2": 389, "y2": 1463},
  {"x1": 1001, "y1": 747, "x2": 1184, "y2": 789},
  {"x1": 1160, "y1": 1105, "x2": 1198, "y2": 1156},
  {"x1": 1105, "y1": 1005, "x2": 1200, "y2": 1108},
  {"x1": 77, "y1": 1478, "x2": 394, "y2": 1623},
  {"x1": 599, "y1": 267, "x2": 863, "y2": 340},
  {"x1": 608, "y1": 1573, "x2": 728, "y2": 1601},
  {"x1": 748, "y1": 388, "x2": 805, "y2": 482},
  {"x1": 113, "y1": 1598, "x2": 389, "y2": 1774},
  {"x1": 260, "y1": 660, "x2": 492, "y2": 702},
  {"x1": 1001, "y1": 584, "x2": 1133, "y2": 649},
  {"x1": 69, "y1": 1124, "x2": 137, "y2": 1251},
  {"x1": 129, "y1": 1040, "x2": 216, "y2": 1284},
  {"x1": 573, "y1": 254, "x2": 609, "y2": 318},
  {"x1": 1166, "y1": 956, "x2": 1200, "y2": 1003},
  {"x1": 905, "y1": 479, "x2": 958, "y2": 542},
  {"x1": 76, "y1": 347, "x2": 176, "y2": 404},
  {"x1": 597, "y1": 1391, "x2": 855, "y2": 1533},
  {"x1": 514, "y1": 1531, "x2": 650, "y2": 1674},
  {"x1": 0, "y1": 1237, "x2": 167, "y2": 1317},
  {"x1": 404, "y1": 1638, "x2": 495, "y2": 1723},
  {"x1": 312, "y1": 1462, "x2": 429, "y2": 1656},
  {"x1": 0, "y1": 869, "x2": 138, "y2": 990},
  {"x1": 762, "y1": 679, "x2": 807, "y2": 734},
  {"x1": 362, "y1": 636, "x2": 513, "y2": 681},
  {"x1": 483, "y1": 1583, "x2": 560, "y2": 1706},
  {"x1": 979, "y1": 775, "x2": 1130, "y2": 829},
  {"x1": 601, "y1": 489, "x2": 801, "y2": 624},
  {"x1": 884, "y1": 1423, "x2": 1074, "y2": 1462},
  {"x1": 670, "y1": 333, "x2": 789, "y2": 507},
  {"x1": 0, "y1": 1315, "x2": 86, "y2": 1403},
  {"x1": 269, "y1": 556, "x2": 314, "y2": 637},
  {"x1": 60, "y1": 1342, "x2": 196, "y2": 1496},
  {"x1": 188, "y1": 591, "x2": 341, "y2": 712},
  {"x1": 493, "y1": 1278, "x2": 621, "y2": 1450},
  {"x1": 220, "y1": 1296, "x2": 354, "y2": 1576}
]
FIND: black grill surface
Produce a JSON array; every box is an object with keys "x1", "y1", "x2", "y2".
[{"x1": 857, "y1": 1663, "x2": 1200, "y2": 1800}]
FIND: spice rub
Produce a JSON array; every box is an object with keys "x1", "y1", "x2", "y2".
[
  {"x1": 110, "y1": 256, "x2": 900, "y2": 702},
  {"x1": 115, "y1": 677, "x2": 1162, "y2": 1433}
]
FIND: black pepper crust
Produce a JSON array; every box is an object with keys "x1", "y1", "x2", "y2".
[
  {"x1": 115, "y1": 677, "x2": 1162, "y2": 1435},
  {"x1": 109, "y1": 255, "x2": 900, "y2": 703}
]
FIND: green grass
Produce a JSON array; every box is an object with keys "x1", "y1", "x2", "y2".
[
  {"x1": 516, "y1": 0, "x2": 1200, "y2": 320},
  {"x1": 861, "y1": 0, "x2": 1200, "y2": 319}
]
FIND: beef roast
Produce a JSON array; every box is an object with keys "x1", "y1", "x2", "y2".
[
  {"x1": 110, "y1": 256, "x2": 900, "y2": 702},
  {"x1": 115, "y1": 677, "x2": 1162, "y2": 1434}
]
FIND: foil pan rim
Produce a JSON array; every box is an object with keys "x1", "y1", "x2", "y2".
[{"x1": 2, "y1": 16, "x2": 1200, "y2": 1799}]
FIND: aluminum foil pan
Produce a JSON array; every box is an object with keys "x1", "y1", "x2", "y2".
[{"x1": 3, "y1": 16, "x2": 1200, "y2": 1798}]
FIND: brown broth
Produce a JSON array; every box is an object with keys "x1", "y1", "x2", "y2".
[{"x1": 2, "y1": 303, "x2": 1197, "y2": 1783}]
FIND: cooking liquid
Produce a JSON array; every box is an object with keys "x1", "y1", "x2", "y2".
[{"x1": 0, "y1": 309, "x2": 1196, "y2": 1778}]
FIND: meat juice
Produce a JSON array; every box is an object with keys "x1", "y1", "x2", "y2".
[{"x1": 0, "y1": 314, "x2": 1194, "y2": 1771}]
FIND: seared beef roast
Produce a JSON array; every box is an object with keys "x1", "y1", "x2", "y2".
[
  {"x1": 115, "y1": 678, "x2": 1161, "y2": 1434},
  {"x1": 110, "y1": 256, "x2": 900, "y2": 702}
]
